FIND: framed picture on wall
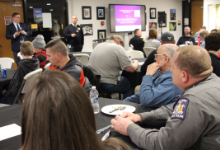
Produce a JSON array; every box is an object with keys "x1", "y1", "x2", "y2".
[
  {"x1": 97, "y1": 7, "x2": 105, "y2": 20},
  {"x1": 97, "y1": 30, "x2": 106, "y2": 39},
  {"x1": 82, "y1": 6, "x2": 92, "y2": 19},
  {"x1": 149, "y1": 22, "x2": 157, "y2": 30},
  {"x1": 169, "y1": 22, "x2": 176, "y2": 31},
  {"x1": 170, "y1": 9, "x2": 176, "y2": 20},
  {"x1": 81, "y1": 24, "x2": 93, "y2": 35},
  {"x1": 150, "y1": 8, "x2": 156, "y2": 19}
]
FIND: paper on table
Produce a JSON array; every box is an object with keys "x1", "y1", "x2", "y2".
[
  {"x1": 138, "y1": 62, "x2": 144, "y2": 65},
  {"x1": 0, "y1": 124, "x2": 21, "y2": 141}
]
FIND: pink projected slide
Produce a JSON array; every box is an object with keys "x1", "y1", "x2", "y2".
[{"x1": 115, "y1": 5, "x2": 141, "y2": 31}]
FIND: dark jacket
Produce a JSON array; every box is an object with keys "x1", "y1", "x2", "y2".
[
  {"x1": 6, "y1": 22, "x2": 30, "y2": 52},
  {"x1": 129, "y1": 35, "x2": 145, "y2": 53},
  {"x1": 177, "y1": 35, "x2": 195, "y2": 46},
  {"x1": 63, "y1": 24, "x2": 84, "y2": 47},
  {"x1": 34, "y1": 50, "x2": 47, "y2": 69},
  {"x1": 49, "y1": 54, "x2": 91, "y2": 94},
  {"x1": 141, "y1": 50, "x2": 157, "y2": 75},
  {"x1": 3, "y1": 56, "x2": 40, "y2": 103},
  {"x1": 209, "y1": 53, "x2": 220, "y2": 77}
]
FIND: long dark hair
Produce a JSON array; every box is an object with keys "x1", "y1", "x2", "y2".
[{"x1": 21, "y1": 70, "x2": 104, "y2": 150}]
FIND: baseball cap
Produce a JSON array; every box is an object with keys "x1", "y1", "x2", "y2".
[{"x1": 161, "y1": 32, "x2": 175, "y2": 41}]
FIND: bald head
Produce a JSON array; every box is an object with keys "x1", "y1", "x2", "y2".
[
  {"x1": 160, "y1": 44, "x2": 178, "y2": 61},
  {"x1": 72, "y1": 15, "x2": 78, "y2": 25}
]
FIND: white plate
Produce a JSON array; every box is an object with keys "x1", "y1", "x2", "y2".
[{"x1": 101, "y1": 104, "x2": 136, "y2": 116}]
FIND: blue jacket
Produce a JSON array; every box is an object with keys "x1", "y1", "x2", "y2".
[
  {"x1": 6, "y1": 22, "x2": 30, "y2": 52},
  {"x1": 124, "y1": 70, "x2": 182, "y2": 108}
]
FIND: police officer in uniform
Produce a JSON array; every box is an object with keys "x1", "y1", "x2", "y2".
[
  {"x1": 63, "y1": 15, "x2": 84, "y2": 52},
  {"x1": 111, "y1": 45, "x2": 220, "y2": 150},
  {"x1": 129, "y1": 29, "x2": 145, "y2": 56}
]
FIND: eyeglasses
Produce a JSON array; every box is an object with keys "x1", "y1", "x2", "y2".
[{"x1": 154, "y1": 54, "x2": 166, "y2": 58}]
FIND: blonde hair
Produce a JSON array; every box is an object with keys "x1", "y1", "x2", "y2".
[
  {"x1": 175, "y1": 45, "x2": 212, "y2": 78},
  {"x1": 109, "y1": 35, "x2": 124, "y2": 47},
  {"x1": 20, "y1": 41, "x2": 34, "y2": 56}
]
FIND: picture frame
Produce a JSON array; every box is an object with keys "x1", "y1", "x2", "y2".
[
  {"x1": 82, "y1": 6, "x2": 92, "y2": 19},
  {"x1": 149, "y1": 22, "x2": 157, "y2": 30},
  {"x1": 150, "y1": 8, "x2": 156, "y2": 19},
  {"x1": 170, "y1": 9, "x2": 176, "y2": 20},
  {"x1": 97, "y1": 30, "x2": 106, "y2": 39},
  {"x1": 96, "y1": 7, "x2": 105, "y2": 20},
  {"x1": 81, "y1": 24, "x2": 93, "y2": 36},
  {"x1": 169, "y1": 22, "x2": 176, "y2": 31}
]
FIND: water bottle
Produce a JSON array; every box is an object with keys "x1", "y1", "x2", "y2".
[{"x1": 90, "y1": 86, "x2": 100, "y2": 114}]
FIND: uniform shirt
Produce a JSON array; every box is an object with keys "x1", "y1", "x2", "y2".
[
  {"x1": 88, "y1": 40, "x2": 131, "y2": 85},
  {"x1": 129, "y1": 35, "x2": 145, "y2": 52},
  {"x1": 127, "y1": 73, "x2": 220, "y2": 150},
  {"x1": 63, "y1": 24, "x2": 84, "y2": 46}
]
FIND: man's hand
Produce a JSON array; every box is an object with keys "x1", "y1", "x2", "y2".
[
  {"x1": 120, "y1": 112, "x2": 142, "y2": 123},
  {"x1": 71, "y1": 34, "x2": 76, "y2": 37},
  {"x1": 2, "y1": 90, "x2": 6, "y2": 95},
  {"x1": 111, "y1": 115, "x2": 134, "y2": 136},
  {"x1": 14, "y1": 31, "x2": 20, "y2": 37},
  {"x1": 20, "y1": 30, "x2": 26, "y2": 35},
  {"x1": 146, "y1": 62, "x2": 160, "y2": 76}
]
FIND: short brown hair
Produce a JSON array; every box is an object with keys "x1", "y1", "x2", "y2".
[
  {"x1": 205, "y1": 32, "x2": 220, "y2": 51},
  {"x1": 109, "y1": 35, "x2": 124, "y2": 47},
  {"x1": 21, "y1": 70, "x2": 104, "y2": 150},
  {"x1": 45, "y1": 39, "x2": 68, "y2": 56},
  {"x1": 12, "y1": 12, "x2": 19, "y2": 17},
  {"x1": 175, "y1": 45, "x2": 212, "y2": 78},
  {"x1": 103, "y1": 138, "x2": 132, "y2": 150},
  {"x1": 148, "y1": 29, "x2": 158, "y2": 40},
  {"x1": 20, "y1": 41, "x2": 34, "y2": 56}
]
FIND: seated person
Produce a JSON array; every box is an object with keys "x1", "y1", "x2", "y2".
[
  {"x1": 124, "y1": 44, "x2": 181, "y2": 108},
  {"x1": 129, "y1": 29, "x2": 145, "y2": 54},
  {"x1": 144, "y1": 29, "x2": 161, "y2": 49},
  {"x1": 103, "y1": 138, "x2": 131, "y2": 150},
  {"x1": 111, "y1": 45, "x2": 220, "y2": 150},
  {"x1": 194, "y1": 26, "x2": 206, "y2": 41},
  {"x1": 32, "y1": 34, "x2": 47, "y2": 69},
  {"x1": 1, "y1": 41, "x2": 39, "y2": 104},
  {"x1": 141, "y1": 32, "x2": 176, "y2": 75},
  {"x1": 177, "y1": 26, "x2": 195, "y2": 46},
  {"x1": 205, "y1": 31, "x2": 220, "y2": 77},
  {"x1": 199, "y1": 29, "x2": 208, "y2": 48},
  {"x1": 89, "y1": 35, "x2": 138, "y2": 99},
  {"x1": 45, "y1": 39, "x2": 91, "y2": 93},
  {"x1": 21, "y1": 70, "x2": 105, "y2": 150}
]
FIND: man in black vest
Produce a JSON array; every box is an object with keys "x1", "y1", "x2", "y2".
[{"x1": 63, "y1": 15, "x2": 84, "y2": 52}]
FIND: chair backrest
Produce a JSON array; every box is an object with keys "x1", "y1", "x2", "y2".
[
  {"x1": 22, "y1": 68, "x2": 43, "y2": 93},
  {"x1": 17, "y1": 52, "x2": 23, "y2": 60},
  {"x1": 143, "y1": 47, "x2": 156, "y2": 57},
  {"x1": 126, "y1": 50, "x2": 144, "y2": 59},
  {"x1": 44, "y1": 63, "x2": 51, "y2": 70},
  {"x1": 13, "y1": 68, "x2": 43, "y2": 104},
  {"x1": 0, "y1": 57, "x2": 14, "y2": 69},
  {"x1": 73, "y1": 53, "x2": 90, "y2": 66}
]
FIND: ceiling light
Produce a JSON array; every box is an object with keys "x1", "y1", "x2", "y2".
[{"x1": 47, "y1": 3, "x2": 51, "y2": 5}]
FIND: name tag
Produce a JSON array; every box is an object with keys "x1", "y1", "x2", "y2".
[{"x1": 78, "y1": 28, "x2": 80, "y2": 30}]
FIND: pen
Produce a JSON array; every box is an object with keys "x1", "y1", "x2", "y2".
[
  {"x1": 96, "y1": 125, "x2": 111, "y2": 134},
  {"x1": 101, "y1": 130, "x2": 111, "y2": 141}
]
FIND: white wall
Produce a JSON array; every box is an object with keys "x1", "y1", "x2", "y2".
[
  {"x1": 203, "y1": 0, "x2": 220, "y2": 32},
  {"x1": 68, "y1": 0, "x2": 182, "y2": 52}
]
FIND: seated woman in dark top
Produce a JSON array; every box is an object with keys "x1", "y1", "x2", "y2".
[{"x1": 205, "y1": 31, "x2": 220, "y2": 77}]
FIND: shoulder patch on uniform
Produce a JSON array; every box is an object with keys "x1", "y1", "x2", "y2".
[
  {"x1": 142, "y1": 38, "x2": 145, "y2": 42},
  {"x1": 171, "y1": 99, "x2": 189, "y2": 119}
]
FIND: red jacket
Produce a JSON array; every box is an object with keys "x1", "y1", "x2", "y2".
[{"x1": 35, "y1": 50, "x2": 47, "y2": 69}]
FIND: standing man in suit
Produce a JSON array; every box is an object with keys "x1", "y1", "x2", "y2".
[
  {"x1": 6, "y1": 12, "x2": 30, "y2": 65},
  {"x1": 63, "y1": 15, "x2": 84, "y2": 52}
]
